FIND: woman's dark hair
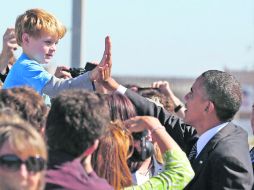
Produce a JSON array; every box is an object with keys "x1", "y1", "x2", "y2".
[{"x1": 106, "y1": 92, "x2": 137, "y2": 121}]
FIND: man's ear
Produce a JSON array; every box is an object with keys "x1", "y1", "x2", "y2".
[
  {"x1": 22, "y1": 33, "x2": 30, "y2": 44},
  {"x1": 82, "y1": 139, "x2": 99, "y2": 157},
  {"x1": 205, "y1": 101, "x2": 215, "y2": 113}
]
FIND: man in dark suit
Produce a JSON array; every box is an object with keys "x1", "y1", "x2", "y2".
[{"x1": 100, "y1": 70, "x2": 254, "y2": 189}]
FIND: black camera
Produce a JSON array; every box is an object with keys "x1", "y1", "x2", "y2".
[
  {"x1": 65, "y1": 62, "x2": 97, "y2": 78},
  {"x1": 131, "y1": 130, "x2": 154, "y2": 161},
  {"x1": 68, "y1": 68, "x2": 85, "y2": 78}
]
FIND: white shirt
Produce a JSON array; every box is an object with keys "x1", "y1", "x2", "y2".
[
  {"x1": 196, "y1": 122, "x2": 229, "y2": 158},
  {"x1": 131, "y1": 156, "x2": 164, "y2": 185},
  {"x1": 116, "y1": 85, "x2": 127, "y2": 94}
]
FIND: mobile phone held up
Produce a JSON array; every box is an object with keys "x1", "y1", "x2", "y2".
[{"x1": 84, "y1": 62, "x2": 97, "y2": 72}]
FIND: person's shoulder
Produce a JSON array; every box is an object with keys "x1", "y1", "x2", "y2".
[
  {"x1": 16, "y1": 53, "x2": 39, "y2": 66},
  {"x1": 226, "y1": 123, "x2": 248, "y2": 140},
  {"x1": 21, "y1": 59, "x2": 41, "y2": 68},
  {"x1": 46, "y1": 160, "x2": 113, "y2": 190},
  {"x1": 45, "y1": 169, "x2": 113, "y2": 190},
  {"x1": 216, "y1": 122, "x2": 248, "y2": 140},
  {"x1": 209, "y1": 124, "x2": 250, "y2": 160},
  {"x1": 86, "y1": 172, "x2": 114, "y2": 190}
]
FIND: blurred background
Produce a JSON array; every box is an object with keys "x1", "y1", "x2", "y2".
[{"x1": 1, "y1": 0, "x2": 254, "y2": 141}]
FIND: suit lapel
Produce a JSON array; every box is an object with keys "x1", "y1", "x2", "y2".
[{"x1": 190, "y1": 123, "x2": 236, "y2": 181}]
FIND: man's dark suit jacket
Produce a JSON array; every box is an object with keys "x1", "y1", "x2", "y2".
[{"x1": 125, "y1": 89, "x2": 254, "y2": 190}]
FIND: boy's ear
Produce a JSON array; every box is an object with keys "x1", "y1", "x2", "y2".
[{"x1": 22, "y1": 33, "x2": 30, "y2": 44}]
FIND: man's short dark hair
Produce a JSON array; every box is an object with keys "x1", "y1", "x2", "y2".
[
  {"x1": 201, "y1": 70, "x2": 242, "y2": 121},
  {"x1": 46, "y1": 89, "x2": 110, "y2": 157}
]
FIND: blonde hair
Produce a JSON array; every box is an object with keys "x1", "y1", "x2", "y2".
[
  {"x1": 0, "y1": 113, "x2": 47, "y2": 159},
  {"x1": 15, "y1": 8, "x2": 66, "y2": 46},
  {"x1": 0, "y1": 113, "x2": 47, "y2": 190}
]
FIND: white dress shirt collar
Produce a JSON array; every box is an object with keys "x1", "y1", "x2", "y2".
[{"x1": 196, "y1": 122, "x2": 229, "y2": 157}]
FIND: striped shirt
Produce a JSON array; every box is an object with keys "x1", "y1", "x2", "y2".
[{"x1": 250, "y1": 147, "x2": 254, "y2": 163}]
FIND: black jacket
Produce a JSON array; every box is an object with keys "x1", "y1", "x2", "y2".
[{"x1": 125, "y1": 89, "x2": 254, "y2": 190}]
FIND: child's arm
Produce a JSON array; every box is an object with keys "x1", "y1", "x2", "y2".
[
  {"x1": 41, "y1": 73, "x2": 94, "y2": 98},
  {"x1": 41, "y1": 36, "x2": 112, "y2": 98}
]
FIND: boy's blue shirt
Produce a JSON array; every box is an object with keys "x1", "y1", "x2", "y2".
[{"x1": 3, "y1": 53, "x2": 52, "y2": 95}]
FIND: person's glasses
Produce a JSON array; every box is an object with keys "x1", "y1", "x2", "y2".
[{"x1": 0, "y1": 154, "x2": 46, "y2": 172}]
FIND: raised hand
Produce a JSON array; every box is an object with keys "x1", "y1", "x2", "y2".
[
  {"x1": 2, "y1": 28, "x2": 18, "y2": 57},
  {"x1": 151, "y1": 80, "x2": 173, "y2": 97},
  {"x1": 124, "y1": 116, "x2": 181, "y2": 153},
  {"x1": 0, "y1": 28, "x2": 18, "y2": 73},
  {"x1": 152, "y1": 80, "x2": 185, "y2": 118},
  {"x1": 89, "y1": 36, "x2": 112, "y2": 82},
  {"x1": 124, "y1": 116, "x2": 162, "y2": 133}
]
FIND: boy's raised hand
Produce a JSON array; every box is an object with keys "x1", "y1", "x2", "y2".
[{"x1": 89, "y1": 36, "x2": 112, "y2": 82}]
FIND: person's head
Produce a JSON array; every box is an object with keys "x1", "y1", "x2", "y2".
[
  {"x1": 92, "y1": 121, "x2": 133, "y2": 190},
  {"x1": 0, "y1": 86, "x2": 48, "y2": 133},
  {"x1": 0, "y1": 114, "x2": 47, "y2": 190},
  {"x1": 138, "y1": 88, "x2": 174, "y2": 113},
  {"x1": 184, "y1": 70, "x2": 241, "y2": 133},
  {"x1": 15, "y1": 8, "x2": 66, "y2": 64},
  {"x1": 46, "y1": 89, "x2": 110, "y2": 158},
  {"x1": 106, "y1": 92, "x2": 137, "y2": 121},
  {"x1": 106, "y1": 93, "x2": 159, "y2": 169}
]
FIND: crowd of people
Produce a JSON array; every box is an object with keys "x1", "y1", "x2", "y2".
[{"x1": 0, "y1": 7, "x2": 253, "y2": 190}]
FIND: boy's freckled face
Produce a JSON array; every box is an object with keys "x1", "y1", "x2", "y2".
[{"x1": 26, "y1": 33, "x2": 59, "y2": 64}]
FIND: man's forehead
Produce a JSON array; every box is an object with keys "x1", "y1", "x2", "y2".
[{"x1": 192, "y1": 77, "x2": 203, "y2": 90}]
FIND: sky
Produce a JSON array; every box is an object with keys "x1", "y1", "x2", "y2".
[{"x1": 1, "y1": 0, "x2": 254, "y2": 78}]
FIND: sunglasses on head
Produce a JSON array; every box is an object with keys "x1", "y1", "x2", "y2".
[{"x1": 0, "y1": 154, "x2": 46, "y2": 172}]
